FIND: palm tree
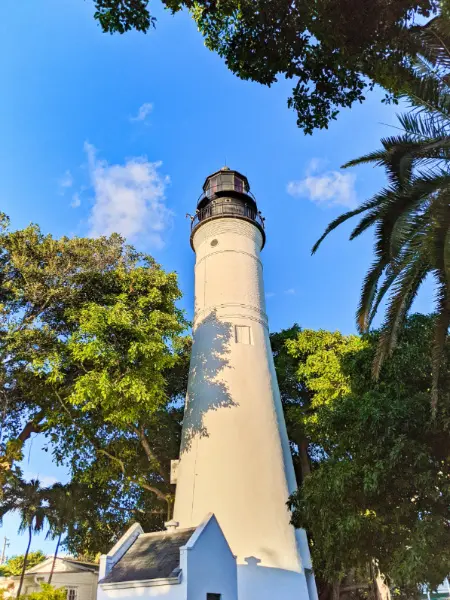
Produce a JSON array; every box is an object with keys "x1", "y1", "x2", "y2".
[
  {"x1": 313, "y1": 17, "x2": 450, "y2": 412},
  {"x1": 45, "y1": 483, "x2": 77, "y2": 584},
  {"x1": 0, "y1": 478, "x2": 47, "y2": 598}
]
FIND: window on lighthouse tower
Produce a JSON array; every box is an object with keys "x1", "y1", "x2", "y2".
[
  {"x1": 235, "y1": 325, "x2": 252, "y2": 345},
  {"x1": 206, "y1": 594, "x2": 221, "y2": 600}
]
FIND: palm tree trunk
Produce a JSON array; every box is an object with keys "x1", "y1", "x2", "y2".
[
  {"x1": 17, "y1": 525, "x2": 32, "y2": 598},
  {"x1": 48, "y1": 533, "x2": 62, "y2": 585}
]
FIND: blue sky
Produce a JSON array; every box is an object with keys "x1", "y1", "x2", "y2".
[{"x1": 1, "y1": 0, "x2": 434, "y2": 558}]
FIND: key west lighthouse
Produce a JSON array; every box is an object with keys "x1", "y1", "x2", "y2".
[{"x1": 98, "y1": 169, "x2": 318, "y2": 600}]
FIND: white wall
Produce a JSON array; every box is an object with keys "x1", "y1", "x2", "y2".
[
  {"x1": 238, "y1": 562, "x2": 310, "y2": 600},
  {"x1": 98, "y1": 580, "x2": 186, "y2": 600},
  {"x1": 9, "y1": 570, "x2": 98, "y2": 600},
  {"x1": 184, "y1": 516, "x2": 237, "y2": 600}
]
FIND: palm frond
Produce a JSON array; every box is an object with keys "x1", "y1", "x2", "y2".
[
  {"x1": 356, "y1": 256, "x2": 388, "y2": 332},
  {"x1": 348, "y1": 188, "x2": 400, "y2": 241},
  {"x1": 314, "y1": 18, "x2": 450, "y2": 410},
  {"x1": 344, "y1": 134, "x2": 450, "y2": 187},
  {"x1": 367, "y1": 265, "x2": 399, "y2": 328},
  {"x1": 388, "y1": 201, "x2": 433, "y2": 260},
  {"x1": 342, "y1": 147, "x2": 403, "y2": 170},
  {"x1": 311, "y1": 198, "x2": 380, "y2": 254},
  {"x1": 372, "y1": 255, "x2": 429, "y2": 379},
  {"x1": 414, "y1": 17, "x2": 450, "y2": 71},
  {"x1": 405, "y1": 76, "x2": 450, "y2": 121}
]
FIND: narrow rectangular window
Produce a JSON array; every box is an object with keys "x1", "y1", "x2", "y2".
[
  {"x1": 67, "y1": 588, "x2": 78, "y2": 600},
  {"x1": 207, "y1": 595, "x2": 221, "y2": 600},
  {"x1": 235, "y1": 325, "x2": 252, "y2": 345}
]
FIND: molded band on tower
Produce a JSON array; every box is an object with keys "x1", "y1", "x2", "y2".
[
  {"x1": 195, "y1": 249, "x2": 263, "y2": 270},
  {"x1": 193, "y1": 303, "x2": 269, "y2": 330}
]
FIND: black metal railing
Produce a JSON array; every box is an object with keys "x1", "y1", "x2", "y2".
[{"x1": 190, "y1": 201, "x2": 265, "y2": 231}]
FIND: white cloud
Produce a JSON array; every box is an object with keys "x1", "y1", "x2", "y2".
[
  {"x1": 265, "y1": 292, "x2": 276, "y2": 299},
  {"x1": 130, "y1": 102, "x2": 153, "y2": 123},
  {"x1": 284, "y1": 288, "x2": 296, "y2": 295},
  {"x1": 85, "y1": 143, "x2": 172, "y2": 247},
  {"x1": 287, "y1": 159, "x2": 357, "y2": 209},
  {"x1": 71, "y1": 193, "x2": 81, "y2": 208},
  {"x1": 59, "y1": 170, "x2": 73, "y2": 192}
]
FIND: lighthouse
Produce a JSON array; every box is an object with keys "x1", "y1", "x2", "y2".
[
  {"x1": 173, "y1": 167, "x2": 317, "y2": 600},
  {"x1": 98, "y1": 168, "x2": 318, "y2": 600}
]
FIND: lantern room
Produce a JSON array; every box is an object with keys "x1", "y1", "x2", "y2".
[
  {"x1": 201, "y1": 167, "x2": 250, "y2": 202},
  {"x1": 191, "y1": 167, "x2": 265, "y2": 248}
]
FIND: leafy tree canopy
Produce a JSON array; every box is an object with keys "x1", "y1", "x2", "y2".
[
  {"x1": 0, "y1": 214, "x2": 189, "y2": 554},
  {"x1": 91, "y1": 0, "x2": 446, "y2": 133},
  {"x1": 0, "y1": 552, "x2": 46, "y2": 577},
  {"x1": 288, "y1": 314, "x2": 450, "y2": 594}
]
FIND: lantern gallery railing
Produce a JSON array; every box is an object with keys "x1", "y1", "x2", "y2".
[{"x1": 190, "y1": 201, "x2": 265, "y2": 231}]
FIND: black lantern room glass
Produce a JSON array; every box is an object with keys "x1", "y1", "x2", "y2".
[{"x1": 204, "y1": 171, "x2": 249, "y2": 199}]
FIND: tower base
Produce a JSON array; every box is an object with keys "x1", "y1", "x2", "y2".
[{"x1": 238, "y1": 563, "x2": 312, "y2": 600}]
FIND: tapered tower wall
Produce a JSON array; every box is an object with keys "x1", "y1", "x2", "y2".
[{"x1": 173, "y1": 211, "x2": 315, "y2": 599}]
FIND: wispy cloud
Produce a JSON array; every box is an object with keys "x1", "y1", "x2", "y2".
[
  {"x1": 265, "y1": 292, "x2": 276, "y2": 299},
  {"x1": 58, "y1": 170, "x2": 73, "y2": 193},
  {"x1": 85, "y1": 143, "x2": 172, "y2": 247},
  {"x1": 284, "y1": 288, "x2": 296, "y2": 295},
  {"x1": 287, "y1": 159, "x2": 357, "y2": 209},
  {"x1": 130, "y1": 102, "x2": 153, "y2": 123},
  {"x1": 71, "y1": 193, "x2": 81, "y2": 208}
]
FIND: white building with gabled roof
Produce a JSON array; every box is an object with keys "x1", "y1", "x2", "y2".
[
  {"x1": 2, "y1": 556, "x2": 98, "y2": 600},
  {"x1": 98, "y1": 514, "x2": 237, "y2": 600}
]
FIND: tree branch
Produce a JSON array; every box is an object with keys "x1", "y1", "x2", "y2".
[
  {"x1": 133, "y1": 425, "x2": 168, "y2": 482},
  {"x1": 140, "y1": 482, "x2": 171, "y2": 504},
  {"x1": 52, "y1": 388, "x2": 173, "y2": 512},
  {"x1": 17, "y1": 411, "x2": 45, "y2": 443}
]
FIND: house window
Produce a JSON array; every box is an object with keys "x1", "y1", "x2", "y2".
[
  {"x1": 36, "y1": 577, "x2": 45, "y2": 583},
  {"x1": 235, "y1": 325, "x2": 252, "y2": 345},
  {"x1": 66, "y1": 588, "x2": 78, "y2": 600},
  {"x1": 207, "y1": 595, "x2": 221, "y2": 600}
]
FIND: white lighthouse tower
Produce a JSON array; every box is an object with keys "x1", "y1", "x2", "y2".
[
  {"x1": 97, "y1": 168, "x2": 319, "y2": 600},
  {"x1": 173, "y1": 168, "x2": 318, "y2": 600}
]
